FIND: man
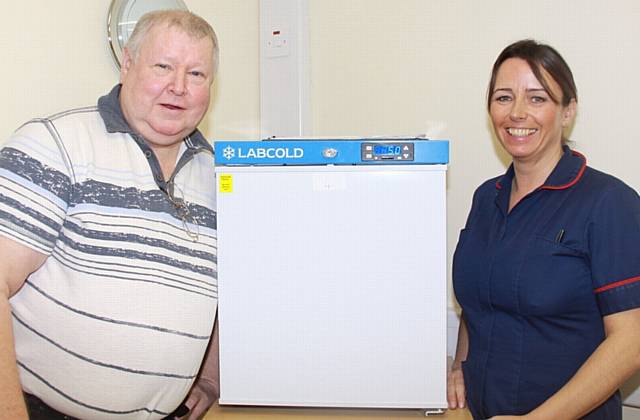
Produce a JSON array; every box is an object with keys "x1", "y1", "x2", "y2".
[{"x1": 0, "y1": 10, "x2": 219, "y2": 420}]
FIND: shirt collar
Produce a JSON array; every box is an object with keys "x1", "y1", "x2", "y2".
[
  {"x1": 539, "y1": 145, "x2": 587, "y2": 190},
  {"x1": 495, "y1": 145, "x2": 587, "y2": 192},
  {"x1": 97, "y1": 84, "x2": 212, "y2": 153},
  {"x1": 494, "y1": 146, "x2": 587, "y2": 214}
]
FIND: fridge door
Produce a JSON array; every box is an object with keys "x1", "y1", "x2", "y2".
[{"x1": 216, "y1": 165, "x2": 447, "y2": 409}]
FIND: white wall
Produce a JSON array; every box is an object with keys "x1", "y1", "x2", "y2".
[{"x1": 1, "y1": 2, "x2": 115, "y2": 135}]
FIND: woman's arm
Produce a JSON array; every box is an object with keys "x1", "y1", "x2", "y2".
[
  {"x1": 492, "y1": 308, "x2": 640, "y2": 420},
  {"x1": 447, "y1": 311, "x2": 469, "y2": 409}
]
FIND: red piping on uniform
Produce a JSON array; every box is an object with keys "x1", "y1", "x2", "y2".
[
  {"x1": 495, "y1": 151, "x2": 587, "y2": 191},
  {"x1": 594, "y1": 276, "x2": 640, "y2": 294},
  {"x1": 541, "y1": 151, "x2": 587, "y2": 190}
]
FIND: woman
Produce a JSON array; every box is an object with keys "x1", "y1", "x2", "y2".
[{"x1": 448, "y1": 39, "x2": 640, "y2": 419}]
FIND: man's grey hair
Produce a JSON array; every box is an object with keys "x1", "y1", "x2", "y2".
[{"x1": 125, "y1": 9, "x2": 219, "y2": 74}]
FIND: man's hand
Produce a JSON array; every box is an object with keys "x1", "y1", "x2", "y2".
[{"x1": 179, "y1": 378, "x2": 218, "y2": 420}]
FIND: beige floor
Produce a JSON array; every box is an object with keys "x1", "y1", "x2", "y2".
[
  {"x1": 624, "y1": 406, "x2": 640, "y2": 420},
  {"x1": 204, "y1": 404, "x2": 640, "y2": 419},
  {"x1": 204, "y1": 404, "x2": 472, "y2": 420}
]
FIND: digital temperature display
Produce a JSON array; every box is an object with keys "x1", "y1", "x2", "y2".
[
  {"x1": 361, "y1": 142, "x2": 414, "y2": 161},
  {"x1": 373, "y1": 145, "x2": 402, "y2": 156}
]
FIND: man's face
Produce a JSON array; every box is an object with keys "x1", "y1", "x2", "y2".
[{"x1": 119, "y1": 24, "x2": 214, "y2": 156}]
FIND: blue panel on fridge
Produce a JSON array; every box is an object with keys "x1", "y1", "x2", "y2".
[{"x1": 214, "y1": 138, "x2": 449, "y2": 166}]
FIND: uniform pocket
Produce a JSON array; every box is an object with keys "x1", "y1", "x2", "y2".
[{"x1": 517, "y1": 235, "x2": 592, "y2": 316}]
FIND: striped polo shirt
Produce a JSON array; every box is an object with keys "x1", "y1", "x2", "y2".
[{"x1": 0, "y1": 85, "x2": 217, "y2": 419}]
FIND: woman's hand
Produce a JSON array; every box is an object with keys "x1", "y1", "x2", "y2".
[{"x1": 447, "y1": 363, "x2": 466, "y2": 409}]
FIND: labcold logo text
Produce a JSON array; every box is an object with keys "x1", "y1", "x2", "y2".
[{"x1": 223, "y1": 146, "x2": 305, "y2": 160}]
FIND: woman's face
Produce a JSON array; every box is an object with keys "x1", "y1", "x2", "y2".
[{"x1": 489, "y1": 58, "x2": 575, "y2": 164}]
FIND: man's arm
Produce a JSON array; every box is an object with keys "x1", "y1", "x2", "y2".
[{"x1": 0, "y1": 236, "x2": 47, "y2": 420}]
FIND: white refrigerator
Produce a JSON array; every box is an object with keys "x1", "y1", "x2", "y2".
[{"x1": 214, "y1": 139, "x2": 449, "y2": 412}]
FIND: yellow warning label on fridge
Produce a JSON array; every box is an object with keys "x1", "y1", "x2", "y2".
[{"x1": 219, "y1": 174, "x2": 233, "y2": 193}]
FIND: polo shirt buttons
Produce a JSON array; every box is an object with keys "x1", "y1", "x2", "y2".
[{"x1": 144, "y1": 151, "x2": 152, "y2": 159}]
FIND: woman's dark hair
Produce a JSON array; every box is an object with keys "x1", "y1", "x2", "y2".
[{"x1": 487, "y1": 39, "x2": 577, "y2": 110}]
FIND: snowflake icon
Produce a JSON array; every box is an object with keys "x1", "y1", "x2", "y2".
[{"x1": 222, "y1": 146, "x2": 235, "y2": 160}]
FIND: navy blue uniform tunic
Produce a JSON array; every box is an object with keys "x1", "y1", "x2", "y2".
[{"x1": 453, "y1": 147, "x2": 640, "y2": 419}]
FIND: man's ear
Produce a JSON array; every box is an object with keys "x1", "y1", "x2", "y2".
[{"x1": 120, "y1": 47, "x2": 133, "y2": 83}]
